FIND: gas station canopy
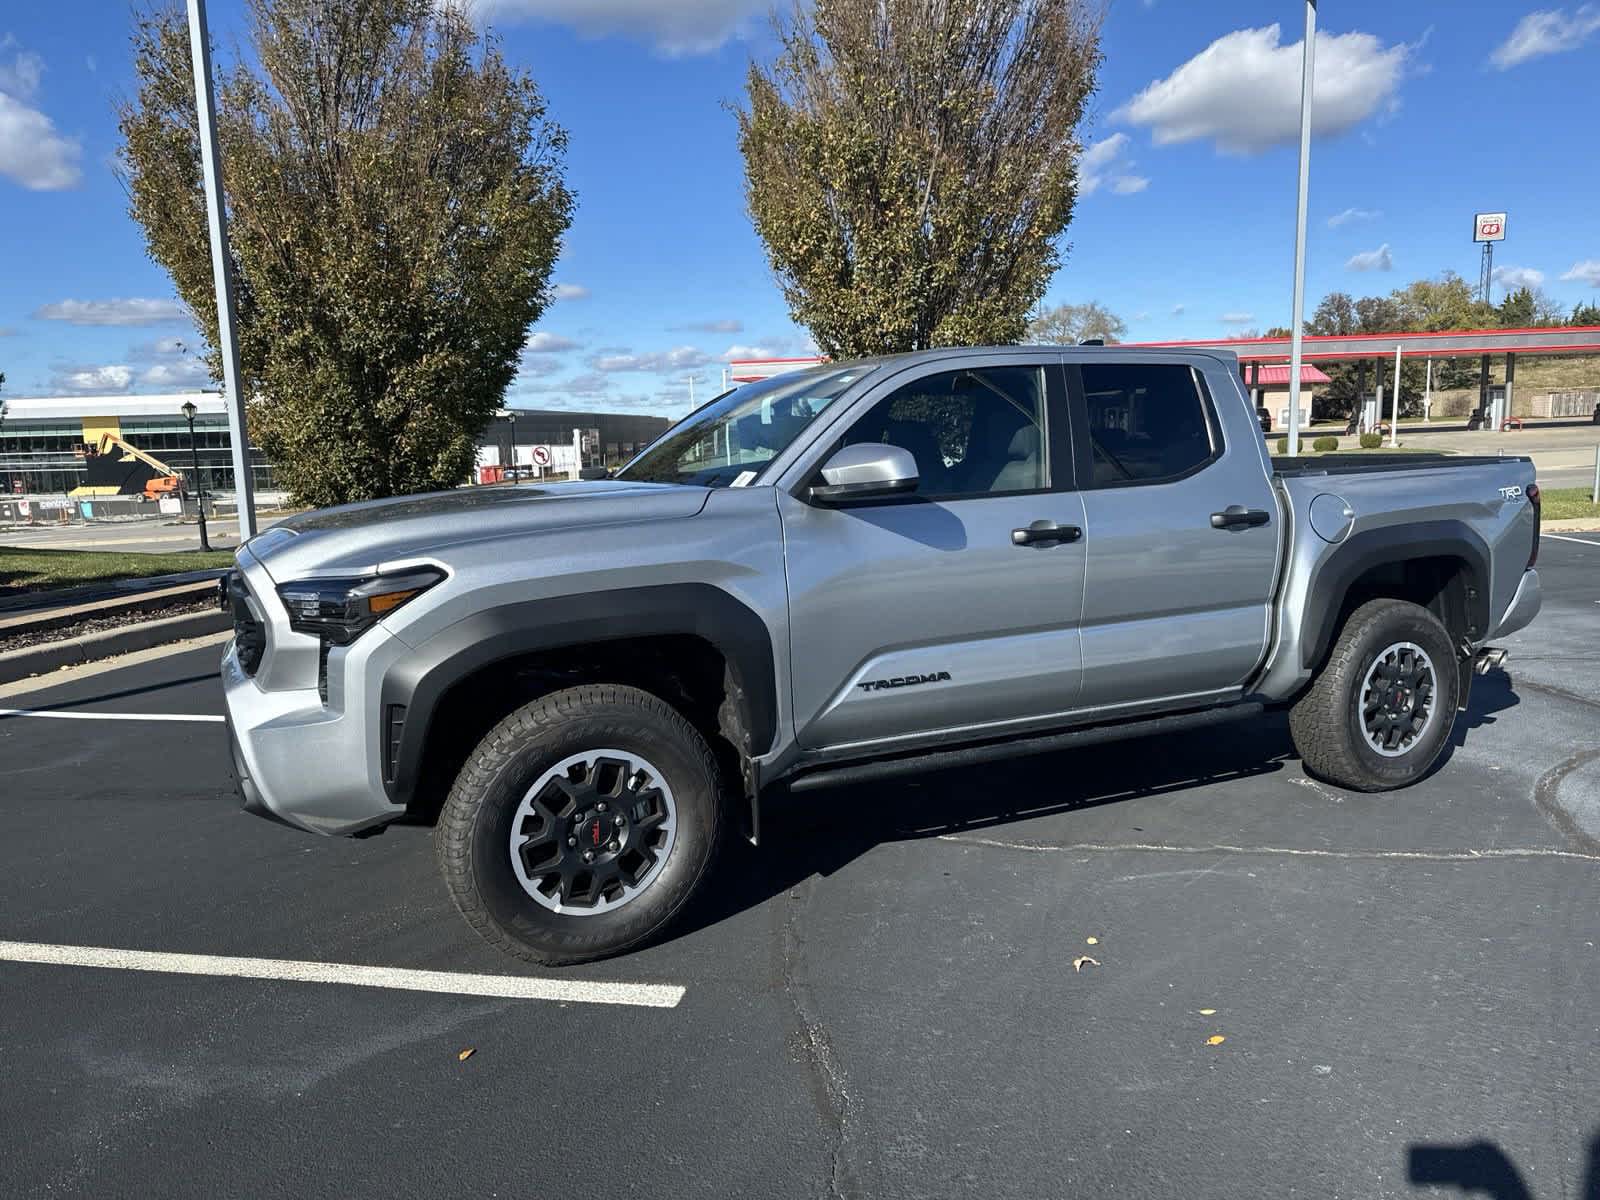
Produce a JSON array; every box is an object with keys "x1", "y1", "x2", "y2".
[{"x1": 1131, "y1": 325, "x2": 1600, "y2": 362}]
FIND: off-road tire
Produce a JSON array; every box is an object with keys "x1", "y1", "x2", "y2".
[
  {"x1": 436, "y1": 684, "x2": 723, "y2": 966},
  {"x1": 1289, "y1": 598, "x2": 1460, "y2": 792}
]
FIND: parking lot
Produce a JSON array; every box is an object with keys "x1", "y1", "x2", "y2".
[{"x1": 0, "y1": 536, "x2": 1596, "y2": 1199}]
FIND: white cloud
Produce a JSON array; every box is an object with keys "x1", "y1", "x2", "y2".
[
  {"x1": 1328, "y1": 207, "x2": 1381, "y2": 227},
  {"x1": 33, "y1": 298, "x2": 188, "y2": 326},
  {"x1": 1560, "y1": 259, "x2": 1600, "y2": 287},
  {"x1": 1118, "y1": 24, "x2": 1410, "y2": 154},
  {"x1": 1491, "y1": 6, "x2": 1600, "y2": 68},
  {"x1": 1133, "y1": 311, "x2": 1151, "y2": 321},
  {"x1": 524, "y1": 330, "x2": 580, "y2": 353},
  {"x1": 1171, "y1": 304, "x2": 1186, "y2": 316},
  {"x1": 1492, "y1": 265, "x2": 1545, "y2": 290},
  {"x1": 1079, "y1": 133, "x2": 1149, "y2": 197},
  {"x1": 0, "y1": 92, "x2": 81, "y2": 191},
  {"x1": 50, "y1": 364, "x2": 133, "y2": 394},
  {"x1": 590, "y1": 345, "x2": 712, "y2": 372},
  {"x1": 1219, "y1": 312, "x2": 1255, "y2": 324},
  {"x1": 722, "y1": 344, "x2": 793, "y2": 361},
  {"x1": 472, "y1": 0, "x2": 765, "y2": 55},
  {"x1": 515, "y1": 354, "x2": 565, "y2": 378},
  {"x1": 0, "y1": 36, "x2": 43, "y2": 99},
  {"x1": 552, "y1": 282, "x2": 590, "y2": 301},
  {"x1": 675, "y1": 319, "x2": 743, "y2": 334},
  {"x1": 1346, "y1": 243, "x2": 1393, "y2": 272},
  {"x1": 139, "y1": 360, "x2": 212, "y2": 388}
]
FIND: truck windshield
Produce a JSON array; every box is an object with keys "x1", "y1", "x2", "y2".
[{"x1": 615, "y1": 365, "x2": 871, "y2": 488}]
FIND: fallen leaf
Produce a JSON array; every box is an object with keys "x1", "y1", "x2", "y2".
[
  {"x1": 1206, "y1": 1035, "x2": 1226, "y2": 1046},
  {"x1": 457, "y1": 1048, "x2": 476, "y2": 1062},
  {"x1": 1072, "y1": 955, "x2": 1100, "y2": 972},
  {"x1": 1085, "y1": 936, "x2": 1099, "y2": 946},
  {"x1": 1199, "y1": 1008, "x2": 1216, "y2": 1016}
]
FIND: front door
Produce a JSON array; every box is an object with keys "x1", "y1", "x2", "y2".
[{"x1": 781, "y1": 356, "x2": 1088, "y2": 752}]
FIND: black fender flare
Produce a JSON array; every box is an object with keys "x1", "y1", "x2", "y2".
[
  {"x1": 377, "y1": 583, "x2": 778, "y2": 807},
  {"x1": 1299, "y1": 520, "x2": 1491, "y2": 672}
]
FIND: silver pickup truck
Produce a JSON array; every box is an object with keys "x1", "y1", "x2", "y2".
[{"x1": 221, "y1": 346, "x2": 1542, "y2": 963}]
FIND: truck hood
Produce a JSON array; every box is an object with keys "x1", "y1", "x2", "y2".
[{"x1": 243, "y1": 480, "x2": 711, "y2": 581}]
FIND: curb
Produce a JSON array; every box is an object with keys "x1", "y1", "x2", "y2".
[
  {"x1": 0, "y1": 581, "x2": 219, "y2": 640},
  {"x1": 0, "y1": 609, "x2": 230, "y2": 685}
]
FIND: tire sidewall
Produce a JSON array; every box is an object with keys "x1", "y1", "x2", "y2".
[
  {"x1": 464, "y1": 702, "x2": 719, "y2": 961},
  {"x1": 1341, "y1": 604, "x2": 1459, "y2": 787}
]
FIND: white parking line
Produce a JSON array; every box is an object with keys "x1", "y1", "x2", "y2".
[
  {"x1": 0, "y1": 709, "x2": 224, "y2": 723},
  {"x1": 1542, "y1": 533, "x2": 1600, "y2": 547},
  {"x1": 0, "y1": 941, "x2": 686, "y2": 1009}
]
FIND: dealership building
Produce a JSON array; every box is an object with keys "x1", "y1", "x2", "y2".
[{"x1": 0, "y1": 393, "x2": 670, "y2": 499}]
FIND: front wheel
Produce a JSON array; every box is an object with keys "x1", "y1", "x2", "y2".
[
  {"x1": 1289, "y1": 598, "x2": 1460, "y2": 792},
  {"x1": 436, "y1": 685, "x2": 724, "y2": 965}
]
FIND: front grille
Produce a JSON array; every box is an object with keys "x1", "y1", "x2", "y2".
[{"x1": 228, "y1": 571, "x2": 266, "y2": 675}]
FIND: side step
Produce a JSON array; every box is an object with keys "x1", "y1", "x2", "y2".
[{"x1": 784, "y1": 701, "x2": 1266, "y2": 795}]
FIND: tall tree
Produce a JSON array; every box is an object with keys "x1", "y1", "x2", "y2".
[
  {"x1": 1573, "y1": 302, "x2": 1600, "y2": 326},
  {"x1": 1496, "y1": 286, "x2": 1566, "y2": 328},
  {"x1": 1028, "y1": 301, "x2": 1125, "y2": 344},
  {"x1": 736, "y1": 0, "x2": 1102, "y2": 358},
  {"x1": 118, "y1": 0, "x2": 574, "y2": 506}
]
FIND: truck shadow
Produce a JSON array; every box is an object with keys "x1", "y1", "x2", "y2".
[
  {"x1": 1407, "y1": 1130, "x2": 1600, "y2": 1198},
  {"x1": 674, "y1": 674, "x2": 1526, "y2": 945}
]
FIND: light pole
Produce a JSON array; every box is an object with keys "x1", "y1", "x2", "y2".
[
  {"x1": 508, "y1": 410, "x2": 518, "y2": 479},
  {"x1": 181, "y1": 400, "x2": 211, "y2": 552},
  {"x1": 1285, "y1": 0, "x2": 1317, "y2": 458}
]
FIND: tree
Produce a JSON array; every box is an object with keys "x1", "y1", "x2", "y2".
[
  {"x1": 1573, "y1": 302, "x2": 1600, "y2": 326},
  {"x1": 1028, "y1": 301, "x2": 1125, "y2": 344},
  {"x1": 1497, "y1": 286, "x2": 1566, "y2": 328},
  {"x1": 1307, "y1": 292, "x2": 1359, "y2": 337},
  {"x1": 118, "y1": 0, "x2": 574, "y2": 506},
  {"x1": 736, "y1": 0, "x2": 1102, "y2": 358}
]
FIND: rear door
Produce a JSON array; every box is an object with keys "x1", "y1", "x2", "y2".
[
  {"x1": 1070, "y1": 355, "x2": 1280, "y2": 711},
  {"x1": 779, "y1": 353, "x2": 1087, "y2": 752}
]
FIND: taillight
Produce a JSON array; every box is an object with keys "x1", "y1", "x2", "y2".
[{"x1": 1527, "y1": 483, "x2": 1541, "y2": 568}]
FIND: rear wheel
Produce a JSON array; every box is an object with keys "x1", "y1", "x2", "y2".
[
  {"x1": 436, "y1": 685, "x2": 723, "y2": 965},
  {"x1": 1289, "y1": 598, "x2": 1460, "y2": 792}
]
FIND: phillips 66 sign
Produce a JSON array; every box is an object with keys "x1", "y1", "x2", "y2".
[{"x1": 1473, "y1": 212, "x2": 1507, "y2": 242}]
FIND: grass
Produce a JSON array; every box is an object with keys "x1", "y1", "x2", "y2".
[
  {"x1": 0, "y1": 546, "x2": 235, "y2": 595},
  {"x1": 1539, "y1": 487, "x2": 1600, "y2": 522}
]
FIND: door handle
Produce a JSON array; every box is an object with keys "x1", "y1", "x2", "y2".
[
  {"x1": 1210, "y1": 505, "x2": 1271, "y2": 529},
  {"x1": 1012, "y1": 520, "x2": 1083, "y2": 546}
]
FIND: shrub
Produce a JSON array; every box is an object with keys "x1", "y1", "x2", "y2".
[
  {"x1": 1312, "y1": 436, "x2": 1339, "y2": 452},
  {"x1": 1275, "y1": 437, "x2": 1288, "y2": 454},
  {"x1": 1359, "y1": 432, "x2": 1383, "y2": 449}
]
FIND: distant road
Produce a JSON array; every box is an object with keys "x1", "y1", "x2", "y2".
[{"x1": 0, "y1": 515, "x2": 284, "y2": 556}]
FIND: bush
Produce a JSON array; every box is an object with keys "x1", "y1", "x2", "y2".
[
  {"x1": 1275, "y1": 436, "x2": 1288, "y2": 454},
  {"x1": 1359, "y1": 432, "x2": 1383, "y2": 449},
  {"x1": 1312, "y1": 436, "x2": 1339, "y2": 452}
]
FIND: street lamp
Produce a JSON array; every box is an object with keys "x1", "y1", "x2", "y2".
[
  {"x1": 1285, "y1": 0, "x2": 1317, "y2": 457},
  {"x1": 508, "y1": 410, "x2": 518, "y2": 479},
  {"x1": 181, "y1": 400, "x2": 211, "y2": 552}
]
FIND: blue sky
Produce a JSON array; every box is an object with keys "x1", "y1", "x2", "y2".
[{"x1": 1, "y1": 0, "x2": 1598, "y2": 415}]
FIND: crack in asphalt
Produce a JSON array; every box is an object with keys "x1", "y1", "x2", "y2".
[
  {"x1": 1532, "y1": 745, "x2": 1600, "y2": 857},
  {"x1": 780, "y1": 879, "x2": 856, "y2": 1200},
  {"x1": 937, "y1": 833, "x2": 1600, "y2": 863}
]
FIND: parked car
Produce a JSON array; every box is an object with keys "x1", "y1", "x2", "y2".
[{"x1": 221, "y1": 347, "x2": 1542, "y2": 964}]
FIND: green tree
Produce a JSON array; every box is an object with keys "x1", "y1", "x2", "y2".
[
  {"x1": 736, "y1": 0, "x2": 1102, "y2": 358},
  {"x1": 1028, "y1": 301, "x2": 1126, "y2": 344},
  {"x1": 118, "y1": 0, "x2": 574, "y2": 506},
  {"x1": 1572, "y1": 302, "x2": 1600, "y2": 326},
  {"x1": 1496, "y1": 286, "x2": 1566, "y2": 328}
]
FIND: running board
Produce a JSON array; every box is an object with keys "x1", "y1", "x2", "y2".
[{"x1": 784, "y1": 701, "x2": 1266, "y2": 795}]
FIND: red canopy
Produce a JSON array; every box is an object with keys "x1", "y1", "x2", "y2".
[{"x1": 1250, "y1": 363, "x2": 1332, "y2": 386}]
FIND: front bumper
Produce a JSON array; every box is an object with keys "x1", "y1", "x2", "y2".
[{"x1": 1487, "y1": 568, "x2": 1541, "y2": 641}]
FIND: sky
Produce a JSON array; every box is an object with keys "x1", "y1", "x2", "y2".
[{"x1": 1, "y1": 0, "x2": 1599, "y2": 417}]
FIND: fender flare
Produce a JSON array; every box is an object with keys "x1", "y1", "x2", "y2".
[
  {"x1": 1299, "y1": 520, "x2": 1491, "y2": 671},
  {"x1": 377, "y1": 583, "x2": 778, "y2": 807}
]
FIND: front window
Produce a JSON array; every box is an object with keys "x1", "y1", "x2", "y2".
[{"x1": 616, "y1": 366, "x2": 871, "y2": 488}]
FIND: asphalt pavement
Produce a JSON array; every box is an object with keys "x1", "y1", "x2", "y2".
[{"x1": 1, "y1": 537, "x2": 1597, "y2": 1199}]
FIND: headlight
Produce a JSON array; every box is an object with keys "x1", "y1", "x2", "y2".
[{"x1": 277, "y1": 568, "x2": 444, "y2": 645}]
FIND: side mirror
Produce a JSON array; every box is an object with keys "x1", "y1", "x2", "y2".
[{"x1": 807, "y1": 443, "x2": 919, "y2": 505}]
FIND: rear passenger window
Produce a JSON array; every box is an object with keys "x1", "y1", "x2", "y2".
[{"x1": 1080, "y1": 363, "x2": 1219, "y2": 486}]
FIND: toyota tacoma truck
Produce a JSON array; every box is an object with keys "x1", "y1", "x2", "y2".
[{"x1": 221, "y1": 347, "x2": 1543, "y2": 964}]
